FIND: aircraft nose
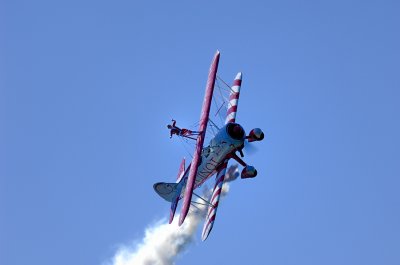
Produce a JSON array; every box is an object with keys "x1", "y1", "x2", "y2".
[
  {"x1": 226, "y1": 123, "x2": 245, "y2": 140},
  {"x1": 233, "y1": 125, "x2": 242, "y2": 134}
]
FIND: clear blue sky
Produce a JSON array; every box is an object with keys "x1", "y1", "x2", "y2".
[{"x1": 1, "y1": 0, "x2": 400, "y2": 264}]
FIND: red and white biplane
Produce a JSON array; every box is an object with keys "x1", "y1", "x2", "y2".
[{"x1": 153, "y1": 51, "x2": 264, "y2": 241}]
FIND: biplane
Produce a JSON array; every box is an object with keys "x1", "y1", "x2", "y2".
[{"x1": 153, "y1": 51, "x2": 264, "y2": 241}]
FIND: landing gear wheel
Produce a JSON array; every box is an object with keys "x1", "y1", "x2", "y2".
[{"x1": 241, "y1": 166, "x2": 257, "y2": 179}]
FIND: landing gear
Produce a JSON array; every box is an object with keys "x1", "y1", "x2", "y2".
[
  {"x1": 241, "y1": 166, "x2": 257, "y2": 178},
  {"x1": 228, "y1": 152, "x2": 258, "y2": 179},
  {"x1": 246, "y1": 128, "x2": 264, "y2": 142},
  {"x1": 227, "y1": 127, "x2": 264, "y2": 179}
]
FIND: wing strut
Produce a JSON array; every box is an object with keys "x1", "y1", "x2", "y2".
[{"x1": 192, "y1": 191, "x2": 214, "y2": 207}]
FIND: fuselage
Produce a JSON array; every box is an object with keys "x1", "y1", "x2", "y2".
[{"x1": 189, "y1": 123, "x2": 245, "y2": 190}]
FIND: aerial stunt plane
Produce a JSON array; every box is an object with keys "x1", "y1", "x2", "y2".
[{"x1": 153, "y1": 51, "x2": 264, "y2": 241}]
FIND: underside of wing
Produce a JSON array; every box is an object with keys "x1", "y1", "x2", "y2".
[
  {"x1": 201, "y1": 161, "x2": 228, "y2": 241},
  {"x1": 225, "y1": 73, "x2": 242, "y2": 124}
]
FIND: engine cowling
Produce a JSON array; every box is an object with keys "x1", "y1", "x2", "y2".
[
  {"x1": 241, "y1": 166, "x2": 257, "y2": 179},
  {"x1": 247, "y1": 128, "x2": 264, "y2": 142},
  {"x1": 226, "y1": 123, "x2": 245, "y2": 140}
]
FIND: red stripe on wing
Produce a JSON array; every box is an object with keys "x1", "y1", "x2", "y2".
[{"x1": 232, "y1": 79, "x2": 242, "y2": 86}]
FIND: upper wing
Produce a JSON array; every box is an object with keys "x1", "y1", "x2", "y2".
[{"x1": 178, "y1": 51, "x2": 221, "y2": 226}]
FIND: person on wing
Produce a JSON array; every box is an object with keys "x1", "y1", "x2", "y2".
[{"x1": 167, "y1": 119, "x2": 200, "y2": 138}]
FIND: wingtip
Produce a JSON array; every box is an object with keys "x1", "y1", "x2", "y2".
[
  {"x1": 201, "y1": 228, "x2": 211, "y2": 241},
  {"x1": 201, "y1": 232, "x2": 208, "y2": 241},
  {"x1": 235, "y1": 72, "x2": 242, "y2": 80},
  {"x1": 178, "y1": 215, "x2": 185, "y2": 226}
]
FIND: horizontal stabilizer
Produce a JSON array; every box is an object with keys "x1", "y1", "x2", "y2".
[{"x1": 153, "y1": 182, "x2": 179, "y2": 202}]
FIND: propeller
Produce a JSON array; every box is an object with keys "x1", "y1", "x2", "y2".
[{"x1": 244, "y1": 140, "x2": 259, "y2": 155}]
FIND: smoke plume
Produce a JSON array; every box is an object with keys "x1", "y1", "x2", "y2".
[{"x1": 108, "y1": 165, "x2": 239, "y2": 265}]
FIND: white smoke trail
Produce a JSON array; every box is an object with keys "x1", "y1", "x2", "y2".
[{"x1": 108, "y1": 165, "x2": 239, "y2": 265}]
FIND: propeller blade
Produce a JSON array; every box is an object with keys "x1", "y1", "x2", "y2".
[{"x1": 244, "y1": 141, "x2": 259, "y2": 155}]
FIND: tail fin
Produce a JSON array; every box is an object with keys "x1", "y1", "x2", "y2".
[
  {"x1": 154, "y1": 158, "x2": 189, "y2": 223},
  {"x1": 153, "y1": 158, "x2": 186, "y2": 202},
  {"x1": 153, "y1": 178, "x2": 186, "y2": 224},
  {"x1": 176, "y1": 158, "x2": 185, "y2": 183}
]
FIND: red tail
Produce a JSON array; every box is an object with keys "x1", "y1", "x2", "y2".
[{"x1": 176, "y1": 158, "x2": 185, "y2": 183}]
